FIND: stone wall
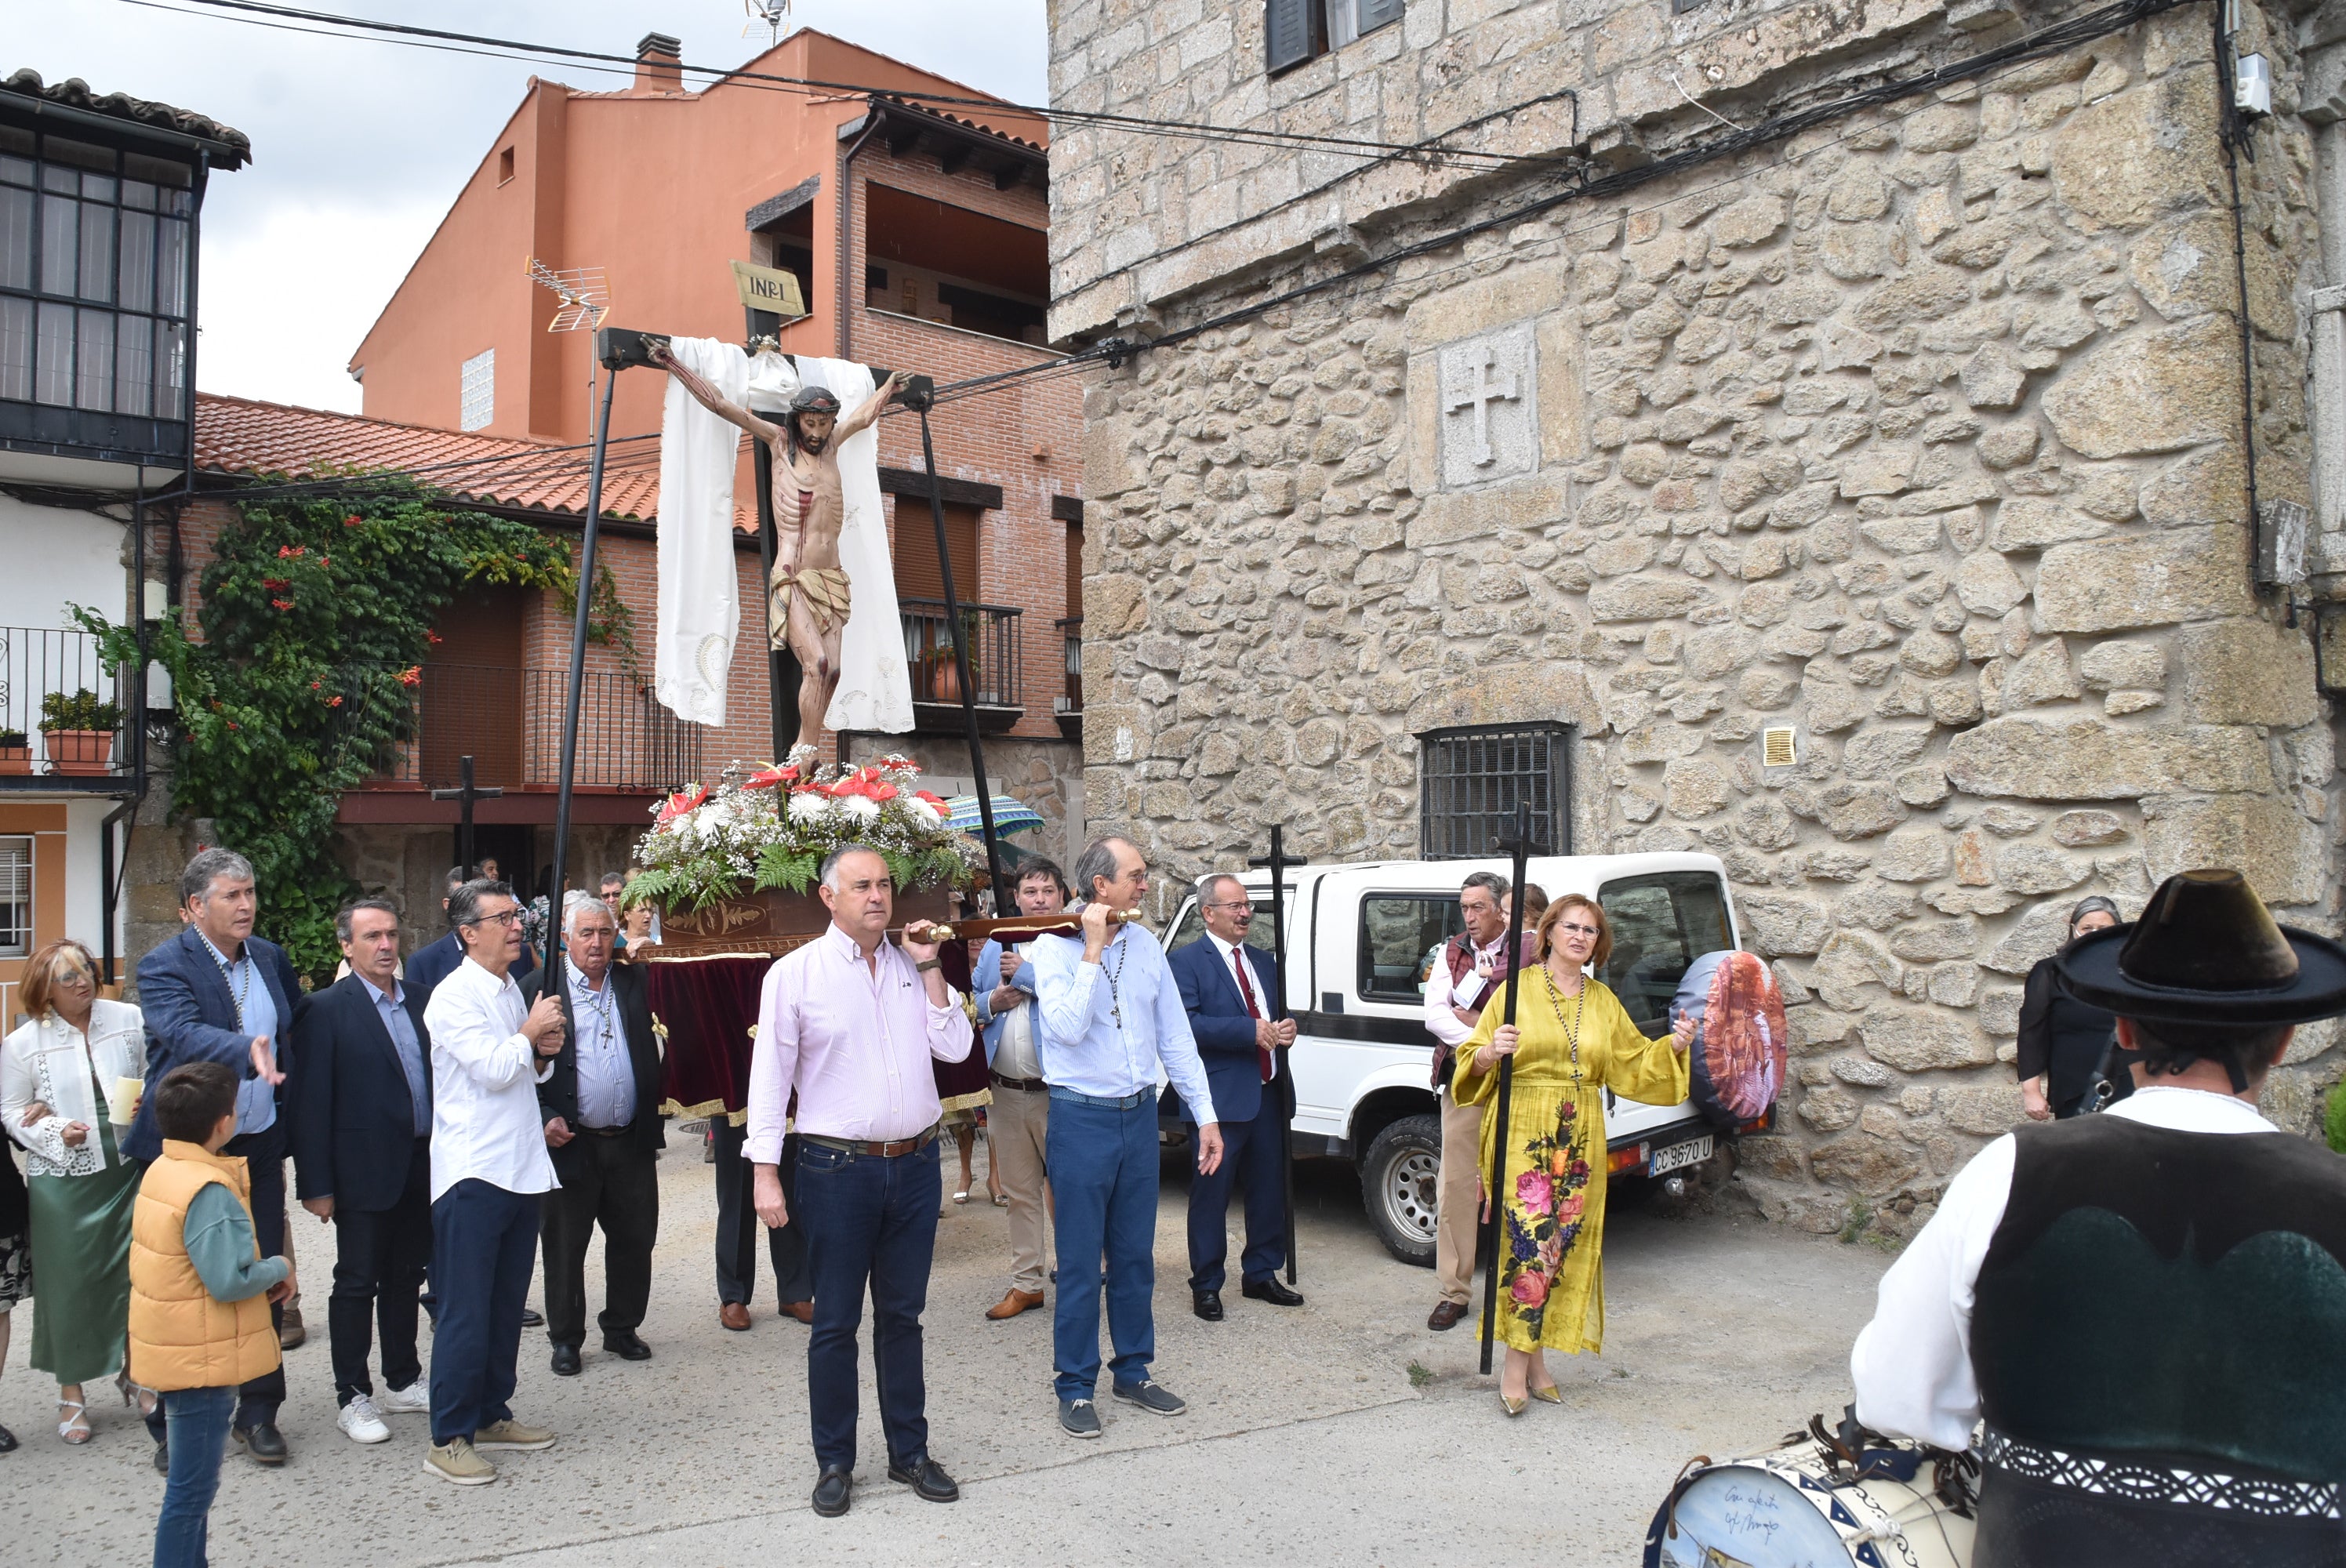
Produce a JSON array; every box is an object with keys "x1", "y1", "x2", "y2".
[
  {"x1": 839, "y1": 732, "x2": 1088, "y2": 877},
  {"x1": 1070, "y1": 6, "x2": 2344, "y2": 1222}
]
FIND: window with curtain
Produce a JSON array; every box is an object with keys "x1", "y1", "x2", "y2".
[{"x1": 0, "y1": 127, "x2": 193, "y2": 419}]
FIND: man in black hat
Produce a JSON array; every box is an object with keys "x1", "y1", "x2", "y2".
[
  {"x1": 647, "y1": 343, "x2": 905, "y2": 752},
  {"x1": 1850, "y1": 866, "x2": 2346, "y2": 1567}
]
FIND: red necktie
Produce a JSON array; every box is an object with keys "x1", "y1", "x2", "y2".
[{"x1": 1234, "y1": 948, "x2": 1271, "y2": 1083}]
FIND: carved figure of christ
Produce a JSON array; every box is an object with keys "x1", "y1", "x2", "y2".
[{"x1": 649, "y1": 342, "x2": 903, "y2": 752}]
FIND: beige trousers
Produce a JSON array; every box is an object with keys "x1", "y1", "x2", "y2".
[
  {"x1": 990, "y1": 1082, "x2": 1051, "y2": 1294},
  {"x1": 1434, "y1": 1085, "x2": 1484, "y2": 1305}
]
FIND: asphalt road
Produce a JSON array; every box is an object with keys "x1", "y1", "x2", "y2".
[{"x1": 1, "y1": 1138, "x2": 1894, "y2": 1566}]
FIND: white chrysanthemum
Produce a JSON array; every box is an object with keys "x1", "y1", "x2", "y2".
[
  {"x1": 905, "y1": 794, "x2": 942, "y2": 824},
  {"x1": 840, "y1": 794, "x2": 881, "y2": 823},
  {"x1": 788, "y1": 792, "x2": 832, "y2": 822}
]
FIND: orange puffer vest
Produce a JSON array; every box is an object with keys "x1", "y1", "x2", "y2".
[{"x1": 128, "y1": 1140, "x2": 281, "y2": 1393}]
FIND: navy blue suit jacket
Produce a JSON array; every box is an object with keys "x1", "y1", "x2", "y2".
[
  {"x1": 1168, "y1": 936, "x2": 1279, "y2": 1127},
  {"x1": 403, "y1": 931, "x2": 464, "y2": 1005},
  {"x1": 129, "y1": 926, "x2": 305, "y2": 1165},
  {"x1": 291, "y1": 973, "x2": 430, "y2": 1211}
]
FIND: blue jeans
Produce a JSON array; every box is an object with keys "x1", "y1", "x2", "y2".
[
  {"x1": 154, "y1": 1385, "x2": 236, "y2": 1568},
  {"x1": 794, "y1": 1136, "x2": 942, "y2": 1472},
  {"x1": 428, "y1": 1179, "x2": 539, "y2": 1445},
  {"x1": 1047, "y1": 1091, "x2": 1160, "y2": 1403}
]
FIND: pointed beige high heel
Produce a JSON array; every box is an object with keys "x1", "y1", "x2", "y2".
[
  {"x1": 1498, "y1": 1392, "x2": 1528, "y2": 1417},
  {"x1": 1530, "y1": 1384, "x2": 1563, "y2": 1404}
]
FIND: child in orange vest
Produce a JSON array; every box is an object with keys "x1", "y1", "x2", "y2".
[{"x1": 129, "y1": 1062, "x2": 295, "y2": 1568}]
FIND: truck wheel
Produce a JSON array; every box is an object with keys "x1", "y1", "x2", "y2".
[{"x1": 1361, "y1": 1113, "x2": 1442, "y2": 1268}]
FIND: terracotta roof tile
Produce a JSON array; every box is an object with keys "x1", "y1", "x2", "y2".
[
  {"x1": 2, "y1": 69, "x2": 252, "y2": 167},
  {"x1": 192, "y1": 394, "x2": 749, "y2": 530}
]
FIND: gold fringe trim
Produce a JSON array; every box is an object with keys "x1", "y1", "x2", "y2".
[{"x1": 938, "y1": 1087, "x2": 994, "y2": 1114}]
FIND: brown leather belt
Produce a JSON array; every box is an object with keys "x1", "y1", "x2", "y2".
[
  {"x1": 801, "y1": 1125, "x2": 939, "y2": 1158},
  {"x1": 990, "y1": 1070, "x2": 1047, "y2": 1094},
  {"x1": 576, "y1": 1124, "x2": 629, "y2": 1138}
]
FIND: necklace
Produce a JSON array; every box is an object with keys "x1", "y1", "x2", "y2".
[
  {"x1": 204, "y1": 935, "x2": 252, "y2": 1029},
  {"x1": 1101, "y1": 928, "x2": 1131, "y2": 1028},
  {"x1": 1542, "y1": 966, "x2": 1588, "y2": 1087}
]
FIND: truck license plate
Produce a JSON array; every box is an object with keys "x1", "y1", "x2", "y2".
[{"x1": 1648, "y1": 1135, "x2": 1712, "y2": 1176}]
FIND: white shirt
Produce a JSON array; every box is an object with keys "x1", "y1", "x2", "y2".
[
  {"x1": 1, "y1": 1002, "x2": 146, "y2": 1177},
  {"x1": 1205, "y1": 931, "x2": 1275, "y2": 1080},
  {"x1": 422, "y1": 956, "x2": 560, "y2": 1202},
  {"x1": 993, "y1": 971, "x2": 1044, "y2": 1081},
  {"x1": 1026, "y1": 914, "x2": 1218, "y2": 1123},
  {"x1": 1423, "y1": 932, "x2": 1507, "y2": 1050},
  {"x1": 1849, "y1": 1087, "x2": 2280, "y2": 1450}
]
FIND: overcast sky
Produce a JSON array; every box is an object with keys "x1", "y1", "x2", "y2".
[{"x1": 15, "y1": 1, "x2": 1048, "y2": 412}]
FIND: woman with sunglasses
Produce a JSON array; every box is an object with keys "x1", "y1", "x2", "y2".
[{"x1": 1451, "y1": 894, "x2": 1694, "y2": 1414}]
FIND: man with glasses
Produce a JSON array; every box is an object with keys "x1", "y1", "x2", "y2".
[
  {"x1": 1421, "y1": 870, "x2": 1513, "y2": 1332},
  {"x1": 1170, "y1": 873, "x2": 1302, "y2": 1322},
  {"x1": 418, "y1": 879, "x2": 566, "y2": 1486},
  {"x1": 971, "y1": 858, "x2": 1071, "y2": 1323}
]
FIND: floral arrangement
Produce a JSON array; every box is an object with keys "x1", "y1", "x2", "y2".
[{"x1": 624, "y1": 754, "x2": 980, "y2": 913}]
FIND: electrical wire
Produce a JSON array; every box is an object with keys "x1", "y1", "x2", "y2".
[{"x1": 128, "y1": 0, "x2": 1563, "y2": 172}]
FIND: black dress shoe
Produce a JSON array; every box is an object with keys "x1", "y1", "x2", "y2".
[
  {"x1": 153, "y1": 1437, "x2": 169, "y2": 1474},
  {"x1": 888, "y1": 1455, "x2": 960, "y2": 1502},
  {"x1": 521, "y1": 1308, "x2": 543, "y2": 1327},
  {"x1": 234, "y1": 1422, "x2": 288, "y2": 1464},
  {"x1": 1244, "y1": 1276, "x2": 1306, "y2": 1307},
  {"x1": 601, "y1": 1330, "x2": 652, "y2": 1361},
  {"x1": 1192, "y1": 1289, "x2": 1224, "y2": 1321},
  {"x1": 812, "y1": 1464, "x2": 852, "y2": 1518},
  {"x1": 550, "y1": 1344, "x2": 583, "y2": 1377},
  {"x1": 0, "y1": 1421, "x2": 16, "y2": 1453}
]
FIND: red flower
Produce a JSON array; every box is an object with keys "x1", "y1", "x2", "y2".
[
  {"x1": 278, "y1": 545, "x2": 293, "y2": 558},
  {"x1": 327, "y1": 695, "x2": 343, "y2": 708},
  {"x1": 743, "y1": 763, "x2": 797, "y2": 789},
  {"x1": 656, "y1": 785, "x2": 709, "y2": 825},
  {"x1": 397, "y1": 666, "x2": 422, "y2": 687},
  {"x1": 262, "y1": 577, "x2": 289, "y2": 592},
  {"x1": 913, "y1": 789, "x2": 949, "y2": 810},
  {"x1": 319, "y1": 556, "x2": 329, "y2": 568},
  {"x1": 343, "y1": 514, "x2": 362, "y2": 528},
  {"x1": 427, "y1": 632, "x2": 443, "y2": 645},
  {"x1": 271, "y1": 598, "x2": 295, "y2": 611},
  {"x1": 224, "y1": 721, "x2": 238, "y2": 731}
]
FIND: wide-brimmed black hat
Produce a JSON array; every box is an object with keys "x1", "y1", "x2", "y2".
[{"x1": 2054, "y1": 867, "x2": 2346, "y2": 1025}]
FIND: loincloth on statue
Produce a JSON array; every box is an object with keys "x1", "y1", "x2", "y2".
[{"x1": 768, "y1": 563, "x2": 852, "y2": 644}]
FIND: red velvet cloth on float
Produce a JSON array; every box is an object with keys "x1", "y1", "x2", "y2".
[{"x1": 636, "y1": 886, "x2": 986, "y2": 1123}]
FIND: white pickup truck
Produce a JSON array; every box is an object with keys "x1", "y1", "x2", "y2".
[{"x1": 1159, "y1": 851, "x2": 1756, "y2": 1266}]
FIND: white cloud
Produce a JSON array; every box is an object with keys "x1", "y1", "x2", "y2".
[{"x1": 16, "y1": 0, "x2": 1048, "y2": 410}]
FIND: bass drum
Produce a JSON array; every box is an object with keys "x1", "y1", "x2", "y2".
[{"x1": 1645, "y1": 1438, "x2": 1975, "y2": 1568}]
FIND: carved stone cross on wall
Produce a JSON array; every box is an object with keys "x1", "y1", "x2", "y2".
[
  {"x1": 1444, "y1": 345, "x2": 1518, "y2": 467},
  {"x1": 1436, "y1": 325, "x2": 1537, "y2": 489}
]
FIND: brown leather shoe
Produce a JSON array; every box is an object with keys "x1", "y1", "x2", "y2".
[
  {"x1": 986, "y1": 1288, "x2": 1045, "y2": 1321},
  {"x1": 719, "y1": 1302, "x2": 751, "y2": 1331},
  {"x1": 1427, "y1": 1299, "x2": 1469, "y2": 1331},
  {"x1": 779, "y1": 1301, "x2": 814, "y2": 1324}
]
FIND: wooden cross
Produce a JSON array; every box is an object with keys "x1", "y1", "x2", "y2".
[
  {"x1": 1250, "y1": 823, "x2": 1310, "y2": 1284},
  {"x1": 1478, "y1": 800, "x2": 1544, "y2": 1375},
  {"x1": 429, "y1": 753, "x2": 503, "y2": 880}
]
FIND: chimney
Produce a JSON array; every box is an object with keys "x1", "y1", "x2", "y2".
[{"x1": 634, "y1": 32, "x2": 683, "y2": 94}]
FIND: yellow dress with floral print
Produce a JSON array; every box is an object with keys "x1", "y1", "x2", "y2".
[{"x1": 1451, "y1": 969, "x2": 1690, "y2": 1356}]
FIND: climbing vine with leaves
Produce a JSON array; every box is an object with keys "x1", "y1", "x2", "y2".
[{"x1": 78, "y1": 484, "x2": 638, "y2": 979}]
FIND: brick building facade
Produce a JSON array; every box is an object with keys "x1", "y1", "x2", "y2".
[{"x1": 1048, "y1": 0, "x2": 2346, "y2": 1224}]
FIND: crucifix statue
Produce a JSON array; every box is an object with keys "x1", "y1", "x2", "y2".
[{"x1": 647, "y1": 339, "x2": 905, "y2": 759}]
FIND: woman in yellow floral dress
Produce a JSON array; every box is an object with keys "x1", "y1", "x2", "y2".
[{"x1": 1452, "y1": 892, "x2": 1692, "y2": 1412}]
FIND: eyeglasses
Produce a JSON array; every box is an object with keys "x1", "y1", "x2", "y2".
[
  {"x1": 1553, "y1": 921, "x2": 1600, "y2": 938},
  {"x1": 463, "y1": 909, "x2": 523, "y2": 928},
  {"x1": 1208, "y1": 901, "x2": 1252, "y2": 913}
]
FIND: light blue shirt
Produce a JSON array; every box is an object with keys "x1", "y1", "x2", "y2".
[
  {"x1": 1025, "y1": 910, "x2": 1217, "y2": 1124},
  {"x1": 361, "y1": 976, "x2": 430, "y2": 1137},
  {"x1": 198, "y1": 931, "x2": 278, "y2": 1138},
  {"x1": 567, "y1": 960, "x2": 636, "y2": 1130}
]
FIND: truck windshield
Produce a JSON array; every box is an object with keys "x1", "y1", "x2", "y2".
[{"x1": 1596, "y1": 872, "x2": 1735, "y2": 1034}]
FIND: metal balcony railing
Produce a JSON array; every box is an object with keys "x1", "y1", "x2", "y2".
[
  {"x1": 0, "y1": 626, "x2": 125, "y2": 777},
  {"x1": 1054, "y1": 615, "x2": 1082, "y2": 716},
  {"x1": 368, "y1": 663, "x2": 701, "y2": 792},
  {"x1": 899, "y1": 599, "x2": 1022, "y2": 710}
]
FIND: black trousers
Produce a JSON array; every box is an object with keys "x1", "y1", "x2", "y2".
[
  {"x1": 328, "y1": 1138, "x2": 431, "y2": 1406},
  {"x1": 712, "y1": 1116, "x2": 810, "y2": 1308},
  {"x1": 539, "y1": 1128, "x2": 659, "y2": 1348}
]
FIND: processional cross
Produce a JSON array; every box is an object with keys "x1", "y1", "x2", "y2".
[{"x1": 429, "y1": 753, "x2": 503, "y2": 880}]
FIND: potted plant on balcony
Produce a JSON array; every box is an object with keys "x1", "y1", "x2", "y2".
[
  {"x1": 39, "y1": 689, "x2": 122, "y2": 776},
  {"x1": 0, "y1": 730, "x2": 29, "y2": 775},
  {"x1": 624, "y1": 753, "x2": 978, "y2": 956}
]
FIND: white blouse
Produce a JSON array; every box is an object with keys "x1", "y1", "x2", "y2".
[{"x1": 1, "y1": 1000, "x2": 147, "y2": 1178}]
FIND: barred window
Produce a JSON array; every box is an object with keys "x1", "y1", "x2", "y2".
[
  {"x1": 0, "y1": 837, "x2": 30, "y2": 958},
  {"x1": 459, "y1": 347, "x2": 495, "y2": 431},
  {"x1": 0, "y1": 129, "x2": 193, "y2": 418},
  {"x1": 1418, "y1": 722, "x2": 1573, "y2": 860}
]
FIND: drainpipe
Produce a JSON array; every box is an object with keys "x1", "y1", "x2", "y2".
[{"x1": 836, "y1": 102, "x2": 884, "y2": 361}]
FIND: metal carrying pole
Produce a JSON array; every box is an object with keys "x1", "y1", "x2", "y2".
[
  {"x1": 909, "y1": 387, "x2": 1006, "y2": 901},
  {"x1": 546, "y1": 356, "x2": 620, "y2": 1033},
  {"x1": 1251, "y1": 824, "x2": 1307, "y2": 1285},
  {"x1": 1478, "y1": 801, "x2": 1538, "y2": 1377}
]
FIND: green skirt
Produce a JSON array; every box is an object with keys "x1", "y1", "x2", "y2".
[{"x1": 27, "y1": 1156, "x2": 139, "y2": 1385}]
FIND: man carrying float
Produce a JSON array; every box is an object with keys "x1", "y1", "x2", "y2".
[{"x1": 1850, "y1": 866, "x2": 2346, "y2": 1568}]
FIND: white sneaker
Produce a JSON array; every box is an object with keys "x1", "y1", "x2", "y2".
[
  {"x1": 338, "y1": 1394, "x2": 391, "y2": 1444},
  {"x1": 376, "y1": 1382, "x2": 430, "y2": 1415}
]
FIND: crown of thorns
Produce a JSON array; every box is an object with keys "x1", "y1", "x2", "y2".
[{"x1": 790, "y1": 387, "x2": 841, "y2": 417}]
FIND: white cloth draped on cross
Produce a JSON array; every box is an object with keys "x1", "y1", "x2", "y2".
[{"x1": 652, "y1": 339, "x2": 914, "y2": 734}]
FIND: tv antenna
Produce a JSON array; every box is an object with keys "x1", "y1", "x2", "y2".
[
  {"x1": 527, "y1": 257, "x2": 616, "y2": 452},
  {"x1": 745, "y1": 0, "x2": 792, "y2": 48}
]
